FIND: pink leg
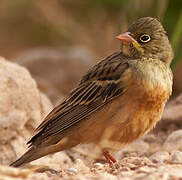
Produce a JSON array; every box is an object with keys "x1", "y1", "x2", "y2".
[{"x1": 103, "y1": 150, "x2": 117, "y2": 166}]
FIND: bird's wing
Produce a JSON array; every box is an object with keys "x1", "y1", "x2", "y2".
[{"x1": 27, "y1": 51, "x2": 130, "y2": 146}]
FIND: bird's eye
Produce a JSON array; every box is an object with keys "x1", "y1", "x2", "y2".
[{"x1": 139, "y1": 34, "x2": 151, "y2": 43}]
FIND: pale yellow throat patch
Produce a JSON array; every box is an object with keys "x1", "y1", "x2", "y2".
[
  {"x1": 122, "y1": 44, "x2": 131, "y2": 56},
  {"x1": 122, "y1": 41, "x2": 144, "y2": 57}
]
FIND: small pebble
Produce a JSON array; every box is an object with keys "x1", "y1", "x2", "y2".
[
  {"x1": 67, "y1": 167, "x2": 78, "y2": 173},
  {"x1": 94, "y1": 163, "x2": 104, "y2": 168}
]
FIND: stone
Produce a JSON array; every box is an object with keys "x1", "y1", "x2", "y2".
[
  {"x1": 163, "y1": 130, "x2": 182, "y2": 151},
  {"x1": 97, "y1": 172, "x2": 118, "y2": 180},
  {"x1": 114, "y1": 139, "x2": 149, "y2": 161},
  {"x1": 73, "y1": 159, "x2": 90, "y2": 173},
  {"x1": 170, "y1": 151, "x2": 182, "y2": 164},
  {"x1": 158, "y1": 94, "x2": 182, "y2": 129},
  {"x1": 67, "y1": 167, "x2": 78, "y2": 173},
  {"x1": 0, "y1": 57, "x2": 53, "y2": 165},
  {"x1": 149, "y1": 151, "x2": 170, "y2": 163},
  {"x1": 122, "y1": 139, "x2": 149, "y2": 153},
  {"x1": 31, "y1": 151, "x2": 72, "y2": 171}
]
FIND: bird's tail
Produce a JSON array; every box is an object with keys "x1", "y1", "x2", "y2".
[
  {"x1": 10, "y1": 136, "x2": 75, "y2": 167},
  {"x1": 10, "y1": 147, "x2": 45, "y2": 167},
  {"x1": 10, "y1": 140, "x2": 69, "y2": 167}
]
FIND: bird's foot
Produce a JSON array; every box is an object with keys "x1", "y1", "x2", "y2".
[{"x1": 103, "y1": 150, "x2": 120, "y2": 169}]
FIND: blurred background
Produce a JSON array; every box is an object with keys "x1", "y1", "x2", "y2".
[{"x1": 0, "y1": 0, "x2": 182, "y2": 104}]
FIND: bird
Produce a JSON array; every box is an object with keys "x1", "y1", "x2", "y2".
[{"x1": 10, "y1": 17, "x2": 173, "y2": 167}]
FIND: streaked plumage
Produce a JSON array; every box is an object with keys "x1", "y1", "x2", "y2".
[{"x1": 10, "y1": 17, "x2": 173, "y2": 167}]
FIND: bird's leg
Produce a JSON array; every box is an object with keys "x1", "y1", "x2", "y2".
[{"x1": 103, "y1": 150, "x2": 117, "y2": 166}]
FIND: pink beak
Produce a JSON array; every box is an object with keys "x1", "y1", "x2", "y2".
[{"x1": 116, "y1": 32, "x2": 135, "y2": 44}]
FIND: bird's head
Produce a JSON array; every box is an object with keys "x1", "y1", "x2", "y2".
[{"x1": 116, "y1": 17, "x2": 173, "y2": 65}]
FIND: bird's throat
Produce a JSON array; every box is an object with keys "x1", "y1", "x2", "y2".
[
  {"x1": 121, "y1": 44, "x2": 131, "y2": 57},
  {"x1": 121, "y1": 42, "x2": 144, "y2": 58}
]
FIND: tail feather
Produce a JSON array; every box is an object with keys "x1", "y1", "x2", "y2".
[
  {"x1": 10, "y1": 136, "x2": 76, "y2": 167},
  {"x1": 10, "y1": 147, "x2": 45, "y2": 167},
  {"x1": 10, "y1": 140, "x2": 68, "y2": 167}
]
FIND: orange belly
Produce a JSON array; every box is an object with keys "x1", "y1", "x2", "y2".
[{"x1": 98, "y1": 77, "x2": 171, "y2": 150}]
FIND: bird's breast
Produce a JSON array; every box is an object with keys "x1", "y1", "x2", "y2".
[
  {"x1": 102, "y1": 59, "x2": 173, "y2": 150},
  {"x1": 130, "y1": 59, "x2": 172, "y2": 98},
  {"x1": 128, "y1": 59, "x2": 173, "y2": 124}
]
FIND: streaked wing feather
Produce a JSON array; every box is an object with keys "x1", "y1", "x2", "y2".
[{"x1": 27, "y1": 51, "x2": 129, "y2": 146}]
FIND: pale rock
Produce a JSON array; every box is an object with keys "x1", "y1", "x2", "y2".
[
  {"x1": 136, "y1": 166, "x2": 155, "y2": 173},
  {"x1": 29, "y1": 173, "x2": 49, "y2": 180},
  {"x1": 0, "y1": 57, "x2": 53, "y2": 165},
  {"x1": 115, "y1": 139, "x2": 149, "y2": 159},
  {"x1": 39, "y1": 93, "x2": 53, "y2": 120},
  {"x1": 92, "y1": 163, "x2": 105, "y2": 173},
  {"x1": 67, "y1": 167, "x2": 78, "y2": 173},
  {"x1": 159, "y1": 94, "x2": 182, "y2": 128},
  {"x1": 97, "y1": 172, "x2": 118, "y2": 180},
  {"x1": 163, "y1": 130, "x2": 182, "y2": 151},
  {"x1": 149, "y1": 151, "x2": 170, "y2": 163},
  {"x1": 94, "y1": 163, "x2": 104, "y2": 169},
  {"x1": 170, "y1": 151, "x2": 182, "y2": 164},
  {"x1": 122, "y1": 139, "x2": 149, "y2": 153},
  {"x1": 73, "y1": 159, "x2": 90, "y2": 174},
  {"x1": 0, "y1": 164, "x2": 32, "y2": 179},
  {"x1": 31, "y1": 151, "x2": 72, "y2": 170}
]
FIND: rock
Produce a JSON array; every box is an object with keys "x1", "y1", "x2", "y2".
[
  {"x1": 67, "y1": 167, "x2": 78, "y2": 173},
  {"x1": 169, "y1": 151, "x2": 182, "y2": 164},
  {"x1": 39, "y1": 93, "x2": 53, "y2": 119},
  {"x1": 29, "y1": 172, "x2": 49, "y2": 180},
  {"x1": 0, "y1": 164, "x2": 32, "y2": 179},
  {"x1": 94, "y1": 163, "x2": 105, "y2": 169},
  {"x1": 0, "y1": 57, "x2": 53, "y2": 165},
  {"x1": 114, "y1": 139, "x2": 149, "y2": 160},
  {"x1": 136, "y1": 166, "x2": 156, "y2": 173},
  {"x1": 158, "y1": 94, "x2": 182, "y2": 129},
  {"x1": 31, "y1": 151, "x2": 72, "y2": 171},
  {"x1": 15, "y1": 47, "x2": 95, "y2": 104},
  {"x1": 73, "y1": 159, "x2": 90, "y2": 173},
  {"x1": 163, "y1": 130, "x2": 182, "y2": 151},
  {"x1": 97, "y1": 172, "x2": 118, "y2": 180},
  {"x1": 122, "y1": 139, "x2": 149, "y2": 153},
  {"x1": 149, "y1": 151, "x2": 170, "y2": 163}
]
